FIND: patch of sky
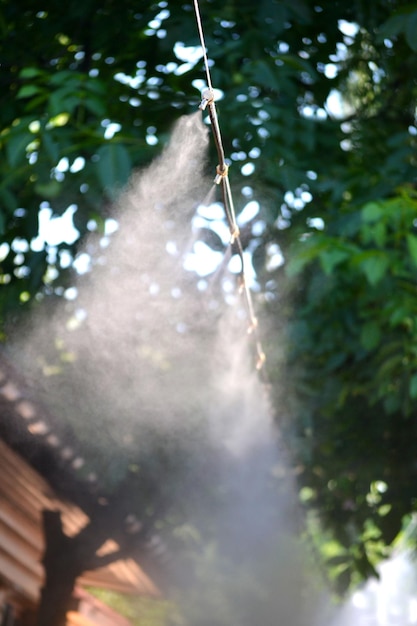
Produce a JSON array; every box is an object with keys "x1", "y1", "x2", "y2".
[
  {"x1": 187, "y1": 199, "x2": 264, "y2": 286},
  {"x1": 368, "y1": 60, "x2": 385, "y2": 84},
  {"x1": 56, "y1": 157, "x2": 69, "y2": 172},
  {"x1": 248, "y1": 147, "x2": 261, "y2": 159},
  {"x1": 326, "y1": 89, "x2": 354, "y2": 119},
  {"x1": 174, "y1": 43, "x2": 205, "y2": 76},
  {"x1": 31, "y1": 204, "x2": 80, "y2": 250},
  {"x1": 237, "y1": 201, "x2": 260, "y2": 225},
  {"x1": 241, "y1": 186, "x2": 253, "y2": 198},
  {"x1": 197, "y1": 202, "x2": 224, "y2": 221},
  {"x1": 146, "y1": 125, "x2": 158, "y2": 145},
  {"x1": 307, "y1": 217, "x2": 325, "y2": 230},
  {"x1": 59, "y1": 249, "x2": 73, "y2": 269},
  {"x1": 284, "y1": 189, "x2": 312, "y2": 211},
  {"x1": 228, "y1": 251, "x2": 257, "y2": 288},
  {"x1": 73, "y1": 252, "x2": 92, "y2": 275},
  {"x1": 70, "y1": 156, "x2": 85, "y2": 172},
  {"x1": 324, "y1": 63, "x2": 338, "y2": 79},
  {"x1": 183, "y1": 241, "x2": 224, "y2": 276},
  {"x1": 252, "y1": 220, "x2": 266, "y2": 236},
  {"x1": 102, "y1": 120, "x2": 122, "y2": 139},
  {"x1": 338, "y1": 20, "x2": 359, "y2": 38},
  {"x1": 257, "y1": 127, "x2": 270, "y2": 140},
  {"x1": 231, "y1": 151, "x2": 247, "y2": 161},
  {"x1": 11, "y1": 238, "x2": 29, "y2": 253},
  {"x1": 146, "y1": 8, "x2": 170, "y2": 36},
  {"x1": 0, "y1": 243, "x2": 10, "y2": 263},
  {"x1": 114, "y1": 71, "x2": 146, "y2": 89},
  {"x1": 241, "y1": 162, "x2": 255, "y2": 176},
  {"x1": 193, "y1": 215, "x2": 230, "y2": 245},
  {"x1": 265, "y1": 242, "x2": 284, "y2": 271},
  {"x1": 300, "y1": 104, "x2": 327, "y2": 119}
]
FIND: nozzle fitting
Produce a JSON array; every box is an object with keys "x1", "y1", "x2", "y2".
[{"x1": 199, "y1": 87, "x2": 215, "y2": 110}]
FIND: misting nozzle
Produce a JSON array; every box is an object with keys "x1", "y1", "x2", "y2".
[
  {"x1": 214, "y1": 162, "x2": 229, "y2": 184},
  {"x1": 199, "y1": 87, "x2": 215, "y2": 110}
]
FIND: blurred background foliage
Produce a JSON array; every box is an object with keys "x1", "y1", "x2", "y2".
[{"x1": 2, "y1": 0, "x2": 417, "y2": 598}]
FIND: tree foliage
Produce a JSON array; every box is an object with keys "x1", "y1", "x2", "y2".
[
  {"x1": 4, "y1": 0, "x2": 414, "y2": 314},
  {"x1": 261, "y1": 1, "x2": 417, "y2": 592},
  {"x1": 281, "y1": 188, "x2": 417, "y2": 591},
  {"x1": 2, "y1": 0, "x2": 417, "y2": 602}
]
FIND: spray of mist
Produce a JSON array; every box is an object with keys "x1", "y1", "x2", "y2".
[{"x1": 7, "y1": 112, "x2": 349, "y2": 625}]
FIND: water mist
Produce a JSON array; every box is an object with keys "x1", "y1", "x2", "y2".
[{"x1": 9, "y1": 112, "x2": 335, "y2": 625}]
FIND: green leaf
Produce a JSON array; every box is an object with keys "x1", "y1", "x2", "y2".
[
  {"x1": 48, "y1": 89, "x2": 79, "y2": 116},
  {"x1": 253, "y1": 60, "x2": 282, "y2": 91},
  {"x1": 42, "y1": 132, "x2": 60, "y2": 163},
  {"x1": 406, "y1": 234, "x2": 417, "y2": 266},
  {"x1": 360, "y1": 322, "x2": 381, "y2": 351},
  {"x1": 319, "y1": 248, "x2": 349, "y2": 275},
  {"x1": 410, "y1": 374, "x2": 417, "y2": 399},
  {"x1": 278, "y1": 53, "x2": 316, "y2": 78},
  {"x1": 0, "y1": 187, "x2": 18, "y2": 214},
  {"x1": 258, "y1": 0, "x2": 289, "y2": 32},
  {"x1": 325, "y1": 554, "x2": 350, "y2": 567},
  {"x1": 16, "y1": 84, "x2": 44, "y2": 99},
  {"x1": 377, "y1": 13, "x2": 407, "y2": 40},
  {"x1": 371, "y1": 222, "x2": 387, "y2": 248},
  {"x1": 362, "y1": 202, "x2": 383, "y2": 223},
  {"x1": 85, "y1": 79, "x2": 107, "y2": 96},
  {"x1": 6, "y1": 131, "x2": 33, "y2": 167},
  {"x1": 375, "y1": 347, "x2": 404, "y2": 380},
  {"x1": 19, "y1": 67, "x2": 44, "y2": 79},
  {"x1": 96, "y1": 143, "x2": 132, "y2": 196},
  {"x1": 389, "y1": 306, "x2": 410, "y2": 327},
  {"x1": 84, "y1": 96, "x2": 106, "y2": 117},
  {"x1": 34, "y1": 180, "x2": 62, "y2": 199},
  {"x1": 48, "y1": 71, "x2": 79, "y2": 86},
  {"x1": 356, "y1": 252, "x2": 390, "y2": 286},
  {"x1": 285, "y1": 254, "x2": 308, "y2": 277},
  {"x1": 383, "y1": 393, "x2": 401, "y2": 414},
  {"x1": 286, "y1": 246, "x2": 317, "y2": 276},
  {"x1": 405, "y1": 11, "x2": 417, "y2": 52}
]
